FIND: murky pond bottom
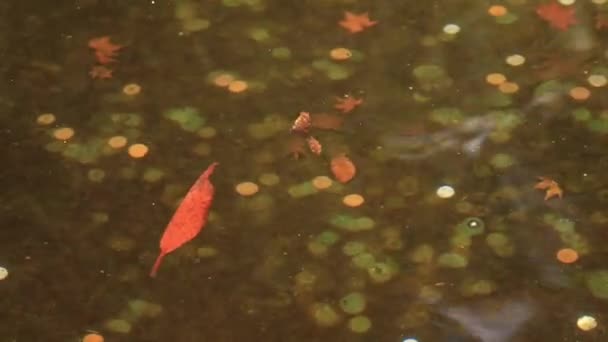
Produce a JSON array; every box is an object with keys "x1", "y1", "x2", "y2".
[{"x1": 3, "y1": 0, "x2": 608, "y2": 341}]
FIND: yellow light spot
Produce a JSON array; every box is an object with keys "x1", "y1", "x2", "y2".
[
  {"x1": 312, "y1": 176, "x2": 333, "y2": 190},
  {"x1": 587, "y1": 74, "x2": 607, "y2": 87},
  {"x1": 577, "y1": 315, "x2": 597, "y2": 331},
  {"x1": 235, "y1": 181, "x2": 259, "y2": 196},
  {"x1": 556, "y1": 248, "x2": 579, "y2": 264},
  {"x1": 36, "y1": 113, "x2": 56, "y2": 125},
  {"x1": 343, "y1": 194, "x2": 365, "y2": 207},
  {"x1": 488, "y1": 5, "x2": 508, "y2": 17},
  {"x1": 498, "y1": 81, "x2": 519, "y2": 94},
  {"x1": 485, "y1": 73, "x2": 506, "y2": 86},
  {"x1": 227, "y1": 80, "x2": 248, "y2": 93},
  {"x1": 505, "y1": 54, "x2": 525, "y2": 66},
  {"x1": 107, "y1": 135, "x2": 128, "y2": 149},
  {"x1": 53, "y1": 127, "x2": 75, "y2": 140},
  {"x1": 569, "y1": 86, "x2": 591, "y2": 101},
  {"x1": 213, "y1": 73, "x2": 235, "y2": 87},
  {"x1": 329, "y1": 47, "x2": 352, "y2": 61},
  {"x1": 443, "y1": 24, "x2": 460, "y2": 34},
  {"x1": 127, "y1": 143, "x2": 149, "y2": 158},
  {"x1": 122, "y1": 83, "x2": 142, "y2": 96}
]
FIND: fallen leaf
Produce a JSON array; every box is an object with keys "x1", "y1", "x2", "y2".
[
  {"x1": 291, "y1": 111, "x2": 312, "y2": 133},
  {"x1": 339, "y1": 11, "x2": 377, "y2": 33},
  {"x1": 311, "y1": 113, "x2": 344, "y2": 130},
  {"x1": 150, "y1": 162, "x2": 219, "y2": 277},
  {"x1": 534, "y1": 176, "x2": 563, "y2": 200},
  {"x1": 88, "y1": 36, "x2": 122, "y2": 64},
  {"x1": 89, "y1": 65, "x2": 113, "y2": 79},
  {"x1": 307, "y1": 136, "x2": 322, "y2": 155},
  {"x1": 331, "y1": 154, "x2": 356, "y2": 183},
  {"x1": 335, "y1": 96, "x2": 363, "y2": 113},
  {"x1": 536, "y1": 2, "x2": 577, "y2": 31}
]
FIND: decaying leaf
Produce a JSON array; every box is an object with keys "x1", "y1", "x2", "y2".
[
  {"x1": 307, "y1": 136, "x2": 322, "y2": 155},
  {"x1": 291, "y1": 111, "x2": 312, "y2": 133}
]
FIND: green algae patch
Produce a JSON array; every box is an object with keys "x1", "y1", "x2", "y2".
[
  {"x1": 309, "y1": 302, "x2": 342, "y2": 327},
  {"x1": 329, "y1": 214, "x2": 375, "y2": 232},
  {"x1": 163, "y1": 107, "x2": 206, "y2": 132},
  {"x1": 348, "y1": 315, "x2": 372, "y2": 333},
  {"x1": 412, "y1": 64, "x2": 453, "y2": 91},
  {"x1": 339, "y1": 292, "x2": 366, "y2": 314},
  {"x1": 316, "y1": 230, "x2": 340, "y2": 246},
  {"x1": 586, "y1": 270, "x2": 608, "y2": 300},
  {"x1": 429, "y1": 107, "x2": 463, "y2": 126},
  {"x1": 368, "y1": 260, "x2": 399, "y2": 283},
  {"x1": 437, "y1": 252, "x2": 468, "y2": 268}
]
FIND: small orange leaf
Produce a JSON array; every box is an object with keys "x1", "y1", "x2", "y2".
[
  {"x1": 291, "y1": 111, "x2": 312, "y2": 133},
  {"x1": 331, "y1": 154, "x2": 356, "y2": 183},
  {"x1": 307, "y1": 136, "x2": 322, "y2": 155},
  {"x1": 339, "y1": 12, "x2": 377, "y2": 34},
  {"x1": 534, "y1": 176, "x2": 563, "y2": 200},
  {"x1": 334, "y1": 96, "x2": 363, "y2": 113}
]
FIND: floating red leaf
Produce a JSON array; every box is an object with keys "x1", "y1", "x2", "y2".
[
  {"x1": 150, "y1": 162, "x2": 219, "y2": 277},
  {"x1": 536, "y1": 2, "x2": 577, "y2": 31}
]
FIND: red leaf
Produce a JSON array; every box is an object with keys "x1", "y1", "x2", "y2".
[
  {"x1": 150, "y1": 162, "x2": 219, "y2": 277},
  {"x1": 339, "y1": 11, "x2": 377, "y2": 34},
  {"x1": 536, "y1": 2, "x2": 577, "y2": 31},
  {"x1": 334, "y1": 96, "x2": 363, "y2": 113},
  {"x1": 88, "y1": 36, "x2": 122, "y2": 65}
]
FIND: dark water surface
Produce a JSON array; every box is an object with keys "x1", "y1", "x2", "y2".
[{"x1": 2, "y1": 1, "x2": 608, "y2": 341}]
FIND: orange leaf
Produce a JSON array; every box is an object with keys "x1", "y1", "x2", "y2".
[
  {"x1": 291, "y1": 111, "x2": 312, "y2": 133},
  {"x1": 339, "y1": 11, "x2": 377, "y2": 34},
  {"x1": 536, "y1": 2, "x2": 577, "y2": 31},
  {"x1": 334, "y1": 96, "x2": 363, "y2": 113},
  {"x1": 331, "y1": 154, "x2": 356, "y2": 183},
  {"x1": 307, "y1": 136, "x2": 322, "y2": 155},
  {"x1": 534, "y1": 177, "x2": 563, "y2": 200},
  {"x1": 88, "y1": 36, "x2": 122, "y2": 65}
]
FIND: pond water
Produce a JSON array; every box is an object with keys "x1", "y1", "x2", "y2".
[{"x1": 3, "y1": 0, "x2": 608, "y2": 341}]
